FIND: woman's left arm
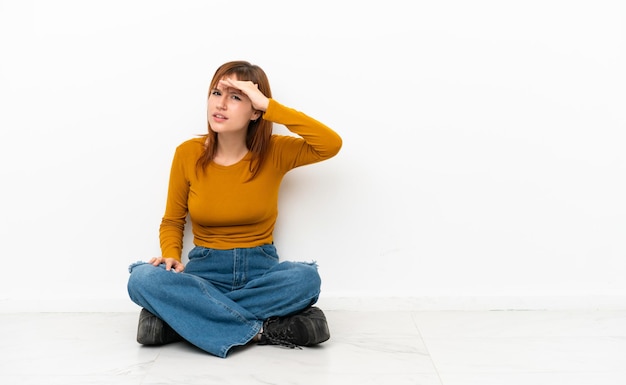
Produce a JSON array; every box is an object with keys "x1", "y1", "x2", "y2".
[
  {"x1": 263, "y1": 99, "x2": 342, "y2": 163},
  {"x1": 219, "y1": 78, "x2": 342, "y2": 163}
]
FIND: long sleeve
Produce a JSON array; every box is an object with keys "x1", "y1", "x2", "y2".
[
  {"x1": 262, "y1": 99, "x2": 342, "y2": 170},
  {"x1": 158, "y1": 140, "x2": 199, "y2": 261}
]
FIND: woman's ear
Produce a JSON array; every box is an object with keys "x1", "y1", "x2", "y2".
[{"x1": 251, "y1": 110, "x2": 261, "y2": 121}]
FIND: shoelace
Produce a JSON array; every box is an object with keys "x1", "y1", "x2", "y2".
[
  {"x1": 262, "y1": 334, "x2": 302, "y2": 350},
  {"x1": 261, "y1": 318, "x2": 302, "y2": 350}
]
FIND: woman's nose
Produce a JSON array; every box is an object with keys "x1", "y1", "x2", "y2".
[{"x1": 215, "y1": 96, "x2": 226, "y2": 110}]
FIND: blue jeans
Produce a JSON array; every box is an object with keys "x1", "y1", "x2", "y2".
[{"x1": 127, "y1": 244, "x2": 321, "y2": 358}]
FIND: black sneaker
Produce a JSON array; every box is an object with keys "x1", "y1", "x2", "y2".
[
  {"x1": 259, "y1": 306, "x2": 330, "y2": 349},
  {"x1": 136, "y1": 308, "x2": 183, "y2": 345}
]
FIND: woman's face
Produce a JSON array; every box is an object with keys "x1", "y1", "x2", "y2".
[{"x1": 207, "y1": 75, "x2": 258, "y2": 134}]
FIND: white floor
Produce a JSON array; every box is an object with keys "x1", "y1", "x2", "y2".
[{"x1": 1, "y1": 310, "x2": 625, "y2": 384}]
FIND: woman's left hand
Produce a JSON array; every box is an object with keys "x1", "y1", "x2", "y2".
[{"x1": 219, "y1": 78, "x2": 269, "y2": 112}]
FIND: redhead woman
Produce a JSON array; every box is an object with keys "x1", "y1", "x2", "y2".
[{"x1": 127, "y1": 60, "x2": 342, "y2": 358}]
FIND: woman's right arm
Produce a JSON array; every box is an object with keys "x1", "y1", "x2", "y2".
[{"x1": 158, "y1": 145, "x2": 190, "y2": 264}]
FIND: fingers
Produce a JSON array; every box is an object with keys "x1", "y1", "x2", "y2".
[
  {"x1": 219, "y1": 78, "x2": 255, "y2": 90},
  {"x1": 219, "y1": 79, "x2": 261, "y2": 97},
  {"x1": 148, "y1": 257, "x2": 185, "y2": 272},
  {"x1": 218, "y1": 78, "x2": 269, "y2": 111},
  {"x1": 173, "y1": 261, "x2": 185, "y2": 273}
]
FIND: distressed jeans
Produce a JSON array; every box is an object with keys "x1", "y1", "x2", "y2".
[{"x1": 127, "y1": 244, "x2": 321, "y2": 358}]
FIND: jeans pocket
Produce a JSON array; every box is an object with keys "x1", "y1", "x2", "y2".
[
  {"x1": 188, "y1": 246, "x2": 213, "y2": 261},
  {"x1": 257, "y1": 244, "x2": 279, "y2": 261}
]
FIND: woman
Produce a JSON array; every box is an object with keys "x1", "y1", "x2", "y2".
[{"x1": 127, "y1": 60, "x2": 342, "y2": 358}]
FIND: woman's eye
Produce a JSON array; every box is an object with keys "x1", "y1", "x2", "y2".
[
  {"x1": 231, "y1": 94, "x2": 242, "y2": 101},
  {"x1": 211, "y1": 90, "x2": 221, "y2": 96}
]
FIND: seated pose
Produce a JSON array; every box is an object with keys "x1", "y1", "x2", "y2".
[{"x1": 127, "y1": 60, "x2": 342, "y2": 358}]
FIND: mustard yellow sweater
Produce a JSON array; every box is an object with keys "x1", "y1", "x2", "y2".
[{"x1": 159, "y1": 99, "x2": 342, "y2": 261}]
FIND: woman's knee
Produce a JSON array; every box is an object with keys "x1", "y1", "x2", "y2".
[
  {"x1": 281, "y1": 261, "x2": 322, "y2": 293},
  {"x1": 127, "y1": 262, "x2": 165, "y2": 295}
]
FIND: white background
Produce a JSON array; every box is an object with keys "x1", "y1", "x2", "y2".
[{"x1": 1, "y1": 0, "x2": 624, "y2": 311}]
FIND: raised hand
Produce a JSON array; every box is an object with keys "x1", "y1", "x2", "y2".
[{"x1": 218, "y1": 78, "x2": 269, "y2": 112}]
